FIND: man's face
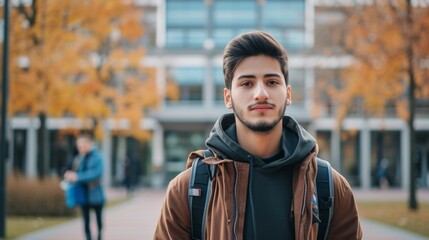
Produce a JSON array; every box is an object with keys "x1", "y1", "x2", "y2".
[
  {"x1": 76, "y1": 137, "x2": 92, "y2": 155},
  {"x1": 224, "y1": 55, "x2": 291, "y2": 132}
]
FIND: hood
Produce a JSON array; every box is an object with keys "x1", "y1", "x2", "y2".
[{"x1": 205, "y1": 113, "x2": 316, "y2": 170}]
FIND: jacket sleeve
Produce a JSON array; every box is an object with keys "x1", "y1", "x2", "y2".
[
  {"x1": 154, "y1": 169, "x2": 192, "y2": 240},
  {"x1": 327, "y1": 169, "x2": 363, "y2": 240}
]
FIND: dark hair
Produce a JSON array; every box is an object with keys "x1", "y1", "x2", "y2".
[
  {"x1": 222, "y1": 30, "x2": 289, "y2": 89},
  {"x1": 77, "y1": 132, "x2": 93, "y2": 142}
]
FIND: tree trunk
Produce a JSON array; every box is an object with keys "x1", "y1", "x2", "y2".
[
  {"x1": 408, "y1": 70, "x2": 417, "y2": 210},
  {"x1": 407, "y1": 70, "x2": 417, "y2": 210},
  {"x1": 406, "y1": 0, "x2": 418, "y2": 211},
  {"x1": 37, "y1": 112, "x2": 49, "y2": 179}
]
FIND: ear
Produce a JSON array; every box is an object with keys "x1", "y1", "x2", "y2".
[
  {"x1": 224, "y1": 88, "x2": 233, "y2": 109},
  {"x1": 286, "y1": 85, "x2": 292, "y2": 106}
]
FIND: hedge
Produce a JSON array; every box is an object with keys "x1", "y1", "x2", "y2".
[{"x1": 7, "y1": 175, "x2": 76, "y2": 216}]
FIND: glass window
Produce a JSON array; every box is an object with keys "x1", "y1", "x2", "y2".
[
  {"x1": 263, "y1": 1, "x2": 305, "y2": 26},
  {"x1": 264, "y1": 28, "x2": 305, "y2": 50},
  {"x1": 188, "y1": 29, "x2": 206, "y2": 48},
  {"x1": 167, "y1": 67, "x2": 205, "y2": 103},
  {"x1": 213, "y1": 29, "x2": 236, "y2": 49},
  {"x1": 213, "y1": 1, "x2": 257, "y2": 26},
  {"x1": 212, "y1": 0, "x2": 257, "y2": 49},
  {"x1": 263, "y1": 0, "x2": 306, "y2": 50},
  {"x1": 285, "y1": 29, "x2": 305, "y2": 49},
  {"x1": 164, "y1": 130, "x2": 206, "y2": 182},
  {"x1": 165, "y1": 0, "x2": 306, "y2": 50},
  {"x1": 213, "y1": 28, "x2": 253, "y2": 49},
  {"x1": 166, "y1": 1, "x2": 206, "y2": 26},
  {"x1": 166, "y1": 29, "x2": 185, "y2": 48},
  {"x1": 166, "y1": 0, "x2": 207, "y2": 48}
]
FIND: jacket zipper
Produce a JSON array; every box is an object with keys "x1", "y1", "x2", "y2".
[{"x1": 233, "y1": 162, "x2": 239, "y2": 240}]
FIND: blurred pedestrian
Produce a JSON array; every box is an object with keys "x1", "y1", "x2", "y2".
[
  {"x1": 123, "y1": 156, "x2": 138, "y2": 194},
  {"x1": 376, "y1": 158, "x2": 389, "y2": 189},
  {"x1": 64, "y1": 133, "x2": 106, "y2": 240}
]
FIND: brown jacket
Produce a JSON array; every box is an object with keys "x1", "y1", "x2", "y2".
[{"x1": 154, "y1": 148, "x2": 362, "y2": 240}]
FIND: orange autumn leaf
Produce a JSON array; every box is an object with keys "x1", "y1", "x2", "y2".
[{"x1": 6, "y1": 0, "x2": 180, "y2": 141}]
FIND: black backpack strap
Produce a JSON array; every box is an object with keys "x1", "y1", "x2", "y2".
[
  {"x1": 188, "y1": 149, "x2": 214, "y2": 240},
  {"x1": 316, "y1": 158, "x2": 334, "y2": 240}
]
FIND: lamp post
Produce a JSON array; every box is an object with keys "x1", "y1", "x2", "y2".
[{"x1": 0, "y1": 0, "x2": 10, "y2": 237}]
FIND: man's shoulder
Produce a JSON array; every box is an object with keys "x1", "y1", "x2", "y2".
[
  {"x1": 329, "y1": 167, "x2": 357, "y2": 200},
  {"x1": 166, "y1": 167, "x2": 193, "y2": 195}
]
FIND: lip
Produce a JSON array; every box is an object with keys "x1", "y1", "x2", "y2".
[{"x1": 249, "y1": 104, "x2": 274, "y2": 111}]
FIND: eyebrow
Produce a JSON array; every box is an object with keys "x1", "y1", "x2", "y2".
[{"x1": 237, "y1": 73, "x2": 282, "y2": 80}]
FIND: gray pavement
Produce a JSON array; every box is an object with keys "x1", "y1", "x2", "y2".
[
  {"x1": 15, "y1": 188, "x2": 164, "y2": 240},
  {"x1": 15, "y1": 188, "x2": 429, "y2": 240}
]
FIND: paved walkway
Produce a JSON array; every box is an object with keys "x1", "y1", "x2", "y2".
[
  {"x1": 16, "y1": 188, "x2": 164, "y2": 240},
  {"x1": 15, "y1": 188, "x2": 429, "y2": 240}
]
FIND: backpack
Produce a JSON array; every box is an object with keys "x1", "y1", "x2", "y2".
[{"x1": 188, "y1": 149, "x2": 334, "y2": 240}]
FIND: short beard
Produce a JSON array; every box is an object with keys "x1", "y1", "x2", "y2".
[
  {"x1": 243, "y1": 120, "x2": 279, "y2": 132},
  {"x1": 233, "y1": 105, "x2": 286, "y2": 133}
]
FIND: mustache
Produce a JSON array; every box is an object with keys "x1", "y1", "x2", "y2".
[{"x1": 248, "y1": 102, "x2": 276, "y2": 109}]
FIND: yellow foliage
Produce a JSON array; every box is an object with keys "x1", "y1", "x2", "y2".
[
  {"x1": 396, "y1": 99, "x2": 409, "y2": 121},
  {"x1": 6, "y1": 0, "x2": 165, "y2": 141},
  {"x1": 334, "y1": 1, "x2": 429, "y2": 123}
]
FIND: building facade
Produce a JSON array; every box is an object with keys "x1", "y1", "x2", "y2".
[{"x1": 7, "y1": 0, "x2": 429, "y2": 190}]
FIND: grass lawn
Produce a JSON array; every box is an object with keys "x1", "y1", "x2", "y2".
[
  {"x1": 3, "y1": 197, "x2": 130, "y2": 239},
  {"x1": 6, "y1": 216, "x2": 74, "y2": 239},
  {"x1": 357, "y1": 201, "x2": 429, "y2": 237}
]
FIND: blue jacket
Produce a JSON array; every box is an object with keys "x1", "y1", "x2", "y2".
[{"x1": 73, "y1": 148, "x2": 106, "y2": 205}]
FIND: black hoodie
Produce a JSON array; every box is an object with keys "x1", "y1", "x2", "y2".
[{"x1": 206, "y1": 113, "x2": 316, "y2": 239}]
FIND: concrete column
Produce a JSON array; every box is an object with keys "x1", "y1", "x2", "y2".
[
  {"x1": 151, "y1": 122, "x2": 164, "y2": 188},
  {"x1": 25, "y1": 118, "x2": 38, "y2": 179},
  {"x1": 360, "y1": 126, "x2": 371, "y2": 189},
  {"x1": 115, "y1": 136, "x2": 127, "y2": 182},
  {"x1": 330, "y1": 129, "x2": 341, "y2": 171},
  {"x1": 305, "y1": 0, "x2": 315, "y2": 47},
  {"x1": 305, "y1": 68, "x2": 315, "y2": 112},
  {"x1": 204, "y1": 57, "x2": 214, "y2": 108},
  {"x1": 102, "y1": 125, "x2": 112, "y2": 187},
  {"x1": 401, "y1": 126, "x2": 409, "y2": 189}
]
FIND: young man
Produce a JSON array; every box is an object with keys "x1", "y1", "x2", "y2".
[
  {"x1": 154, "y1": 31, "x2": 362, "y2": 239},
  {"x1": 64, "y1": 134, "x2": 106, "y2": 240}
]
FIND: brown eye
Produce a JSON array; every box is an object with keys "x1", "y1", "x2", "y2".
[
  {"x1": 241, "y1": 81, "x2": 253, "y2": 87},
  {"x1": 267, "y1": 80, "x2": 279, "y2": 86}
]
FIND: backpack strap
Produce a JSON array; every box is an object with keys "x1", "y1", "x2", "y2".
[
  {"x1": 316, "y1": 158, "x2": 334, "y2": 240},
  {"x1": 188, "y1": 149, "x2": 214, "y2": 240}
]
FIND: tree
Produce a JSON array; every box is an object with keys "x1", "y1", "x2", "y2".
[
  {"x1": 332, "y1": 1, "x2": 429, "y2": 210},
  {"x1": 8, "y1": 0, "x2": 178, "y2": 177}
]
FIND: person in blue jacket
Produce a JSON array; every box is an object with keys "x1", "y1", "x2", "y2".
[{"x1": 64, "y1": 133, "x2": 106, "y2": 240}]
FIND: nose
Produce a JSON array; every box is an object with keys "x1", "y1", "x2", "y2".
[{"x1": 254, "y1": 82, "x2": 269, "y2": 101}]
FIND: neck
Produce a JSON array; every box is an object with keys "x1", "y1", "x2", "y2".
[{"x1": 236, "y1": 120, "x2": 283, "y2": 159}]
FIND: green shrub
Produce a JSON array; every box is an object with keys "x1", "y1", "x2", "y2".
[{"x1": 7, "y1": 175, "x2": 77, "y2": 216}]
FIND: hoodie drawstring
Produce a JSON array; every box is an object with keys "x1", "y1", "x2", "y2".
[{"x1": 248, "y1": 155, "x2": 257, "y2": 240}]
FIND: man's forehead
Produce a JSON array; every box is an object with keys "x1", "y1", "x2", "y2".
[{"x1": 233, "y1": 55, "x2": 282, "y2": 74}]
